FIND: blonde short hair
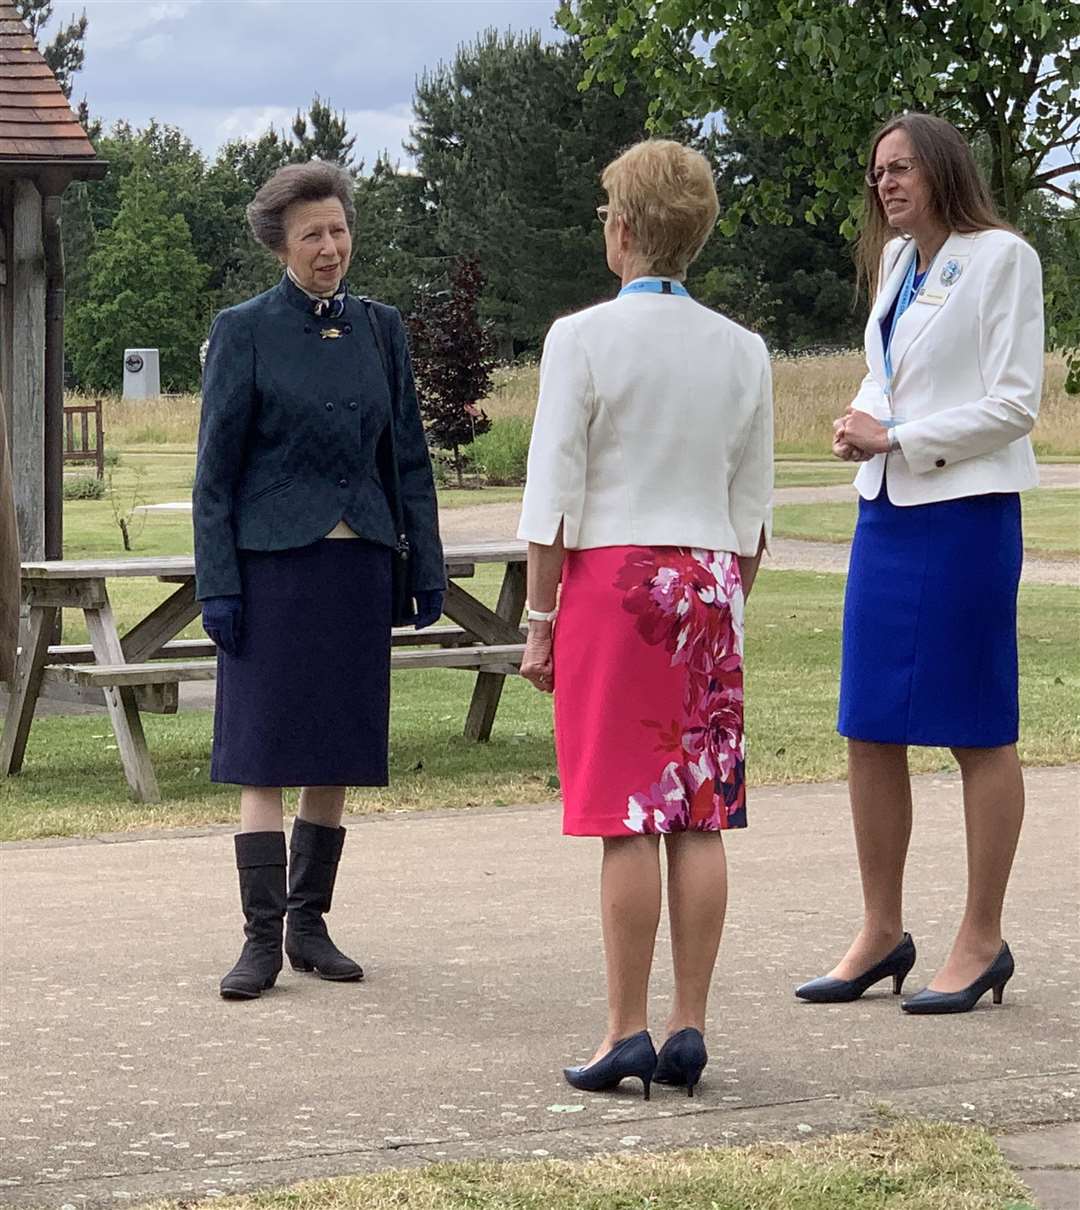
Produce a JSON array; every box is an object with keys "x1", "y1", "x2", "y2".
[{"x1": 601, "y1": 139, "x2": 719, "y2": 277}]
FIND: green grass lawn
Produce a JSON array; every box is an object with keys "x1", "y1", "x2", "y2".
[
  {"x1": 135, "y1": 1121, "x2": 1032, "y2": 1210},
  {"x1": 774, "y1": 488, "x2": 1080, "y2": 559},
  {"x1": 4, "y1": 569, "x2": 1076, "y2": 841}
]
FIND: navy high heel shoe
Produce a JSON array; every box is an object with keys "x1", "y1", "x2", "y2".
[
  {"x1": 653, "y1": 1027, "x2": 708, "y2": 1097},
  {"x1": 563, "y1": 1030, "x2": 657, "y2": 1100},
  {"x1": 795, "y1": 933, "x2": 916, "y2": 1003},
  {"x1": 902, "y1": 942, "x2": 1014, "y2": 1015}
]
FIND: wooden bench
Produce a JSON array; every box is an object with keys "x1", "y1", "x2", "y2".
[
  {"x1": 52, "y1": 644, "x2": 525, "y2": 691},
  {"x1": 63, "y1": 398, "x2": 105, "y2": 479},
  {"x1": 4, "y1": 543, "x2": 529, "y2": 802}
]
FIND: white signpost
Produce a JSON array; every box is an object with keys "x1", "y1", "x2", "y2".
[{"x1": 122, "y1": 348, "x2": 161, "y2": 399}]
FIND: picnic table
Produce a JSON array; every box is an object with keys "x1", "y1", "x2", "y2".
[{"x1": 1, "y1": 541, "x2": 527, "y2": 803}]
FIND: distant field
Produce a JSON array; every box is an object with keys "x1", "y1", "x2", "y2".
[{"x1": 72, "y1": 350, "x2": 1080, "y2": 461}]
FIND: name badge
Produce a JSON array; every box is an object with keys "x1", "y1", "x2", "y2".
[{"x1": 916, "y1": 290, "x2": 947, "y2": 305}]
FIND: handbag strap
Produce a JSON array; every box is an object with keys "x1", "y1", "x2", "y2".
[{"x1": 361, "y1": 298, "x2": 409, "y2": 555}]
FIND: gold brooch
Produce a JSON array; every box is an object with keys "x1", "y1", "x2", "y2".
[{"x1": 320, "y1": 327, "x2": 344, "y2": 340}]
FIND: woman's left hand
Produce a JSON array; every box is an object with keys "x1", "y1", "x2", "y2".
[
  {"x1": 839, "y1": 408, "x2": 891, "y2": 456},
  {"x1": 413, "y1": 589, "x2": 444, "y2": 630},
  {"x1": 520, "y1": 623, "x2": 555, "y2": 694}
]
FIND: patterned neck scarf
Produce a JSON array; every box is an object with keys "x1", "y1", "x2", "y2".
[{"x1": 286, "y1": 266, "x2": 348, "y2": 319}]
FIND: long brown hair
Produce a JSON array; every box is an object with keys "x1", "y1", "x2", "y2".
[{"x1": 855, "y1": 113, "x2": 1009, "y2": 298}]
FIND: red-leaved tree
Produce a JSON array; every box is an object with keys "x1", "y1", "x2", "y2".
[{"x1": 408, "y1": 255, "x2": 494, "y2": 487}]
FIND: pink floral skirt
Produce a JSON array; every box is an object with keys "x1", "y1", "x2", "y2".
[{"x1": 553, "y1": 546, "x2": 747, "y2": 837}]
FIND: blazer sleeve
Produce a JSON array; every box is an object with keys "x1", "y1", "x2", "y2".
[
  {"x1": 193, "y1": 307, "x2": 256, "y2": 600},
  {"x1": 895, "y1": 238, "x2": 1044, "y2": 475},
  {"x1": 517, "y1": 316, "x2": 593, "y2": 547},
  {"x1": 387, "y1": 309, "x2": 445, "y2": 592},
  {"x1": 728, "y1": 338, "x2": 774, "y2": 555}
]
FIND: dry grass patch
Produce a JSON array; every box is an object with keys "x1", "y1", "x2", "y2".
[
  {"x1": 75, "y1": 351, "x2": 1079, "y2": 460},
  {"x1": 135, "y1": 1121, "x2": 1032, "y2": 1210}
]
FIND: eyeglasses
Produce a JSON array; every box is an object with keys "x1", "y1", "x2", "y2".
[
  {"x1": 596, "y1": 204, "x2": 612, "y2": 224},
  {"x1": 865, "y1": 157, "x2": 918, "y2": 187}
]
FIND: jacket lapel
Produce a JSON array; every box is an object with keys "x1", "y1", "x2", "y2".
[
  {"x1": 887, "y1": 231, "x2": 973, "y2": 382},
  {"x1": 867, "y1": 239, "x2": 915, "y2": 386}
]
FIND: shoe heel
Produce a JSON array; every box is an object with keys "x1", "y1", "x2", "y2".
[
  {"x1": 642, "y1": 1076, "x2": 651, "y2": 1102},
  {"x1": 892, "y1": 971, "x2": 907, "y2": 995},
  {"x1": 288, "y1": 958, "x2": 314, "y2": 973},
  {"x1": 686, "y1": 1065, "x2": 705, "y2": 1097},
  {"x1": 992, "y1": 981, "x2": 1007, "y2": 1005}
]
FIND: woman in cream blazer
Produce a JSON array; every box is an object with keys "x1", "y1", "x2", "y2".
[
  {"x1": 518, "y1": 139, "x2": 773, "y2": 1099},
  {"x1": 796, "y1": 114, "x2": 1043, "y2": 1016}
]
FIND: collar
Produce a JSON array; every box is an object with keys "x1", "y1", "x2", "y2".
[
  {"x1": 281, "y1": 268, "x2": 348, "y2": 318},
  {"x1": 618, "y1": 275, "x2": 690, "y2": 298}
]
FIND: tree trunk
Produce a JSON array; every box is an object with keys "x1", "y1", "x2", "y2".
[{"x1": 454, "y1": 444, "x2": 464, "y2": 488}]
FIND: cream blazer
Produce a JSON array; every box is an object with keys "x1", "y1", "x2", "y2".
[
  {"x1": 851, "y1": 228, "x2": 1043, "y2": 503},
  {"x1": 517, "y1": 290, "x2": 773, "y2": 557}
]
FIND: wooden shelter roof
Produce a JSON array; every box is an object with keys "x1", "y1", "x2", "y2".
[{"x1": 0, "y1": 0, "x2": 102, "y2": 174}]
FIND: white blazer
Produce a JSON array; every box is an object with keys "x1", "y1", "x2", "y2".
[
  {"x1": 517, "y1": 287, "x2": 773, "y2": 557},
  {"x1": 851, "y1": 228, "x2": 1043, "y2": 503}
]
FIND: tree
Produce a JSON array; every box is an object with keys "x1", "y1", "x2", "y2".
[
  {"x1": 560, "y1": 0, "x2": 1080, "y2": 382},
  {"x1": 408, "y1": 256, "x2": 494, "y2": 486},
  {"x1": 410, "y1": 31, "x2": 666, "y2": 354},
  {"x1": 561, "y1": 1, "x2": 1078, "y2": 227},
  {"x1": 348, "y1": 154, "x2": 442, "y2": 314},
  {"x1": 67, "y1": 163, "x2": 209, "y2": 392},
  {"x1": 692, "y1": 124, "x2": 866, "y2": 350},
  {"x1": 290, "y1": 95, "x2": 358, "y2": 169},
  {"x1": 16, "y1": 0, "x2": 86, "y2": 97}
]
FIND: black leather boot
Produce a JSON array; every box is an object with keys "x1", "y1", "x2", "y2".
[
  {"x1": 219, "y1": 831, "x2": 287, "y2": 1001},
  {"x1": 284, "y1": 818, "x2": 364, "y2": 981}
]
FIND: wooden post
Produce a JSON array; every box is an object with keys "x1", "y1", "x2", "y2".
[
  {"x1": 461, "y1": 561, "x2": 527, "y2": 742},
  {"x1": 11, "y1": 179, "x2": 45, "y2": 560}
]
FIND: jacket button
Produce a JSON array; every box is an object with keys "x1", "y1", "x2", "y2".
[
  {"x1": 325, "y1": 402, "x2": 334, "y2": 411},
  {"x1": 348, "y1": 401, "x2": 358, "y2": 411},
  {"x1": 343, "y1": 323, "x2": 353, "y2": 334},
  {"x1": 304, "y1": 325, "x2": 312, "y2": 334},
  {"x1": 338, "y1": 477, "x2": 348, "y2": 488},
  {"x1": 935, "y1": 458, "x2": 946, "y2": 468}
]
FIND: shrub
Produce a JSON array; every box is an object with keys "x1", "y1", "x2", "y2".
[
  {"x1": 103, "y1": 447, "x2": 122, "y2": 467},
  {"x1": 63, "y1": 475, "x2": 105, "y2": 501},
  {"x1": 468, "y1": 417, "x2": 532, "y2": 485}
]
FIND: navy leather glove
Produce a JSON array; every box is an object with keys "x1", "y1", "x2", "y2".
[
  {"x1": 202, "y1": 595, "x2": 243, "y2": 657},
  {"x1": 413, "y1": 589, "x2": 444, "y2": 631}
]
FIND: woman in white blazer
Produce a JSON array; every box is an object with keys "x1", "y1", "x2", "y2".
[
  {"x1": 518, "y1": 140, "x2": 773, "y2": 1098},
  {"x1": 796, "y1": 114, "x2": 1043, "y2": 1015}
]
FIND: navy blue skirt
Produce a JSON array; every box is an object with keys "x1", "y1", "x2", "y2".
[
  {"x1": 211, "y1": 540, "x2": 392, "y2": 786},
  {"x1": 838, "y1": 485, "x2": 1022, "y2": 748}
]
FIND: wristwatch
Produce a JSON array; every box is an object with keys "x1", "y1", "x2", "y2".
[{"x1": 526, "y1": 606, "x2": 558, "y2": 622}]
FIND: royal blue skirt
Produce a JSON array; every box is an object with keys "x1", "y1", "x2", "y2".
[
  {"x1": 211, "y1": 539, "x2": 392, "y2": 786},
  {"x1": 838, "y1": 485, "x2": 1022, "y2": 748}
]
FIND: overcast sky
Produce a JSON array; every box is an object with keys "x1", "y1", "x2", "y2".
[{"x1": 55, "y1": 1, "x2": 564, "y2": 167}]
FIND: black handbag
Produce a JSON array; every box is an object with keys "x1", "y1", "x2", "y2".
[{"x1": 362, "y1": 299, "x2": 415, "y2": 626}]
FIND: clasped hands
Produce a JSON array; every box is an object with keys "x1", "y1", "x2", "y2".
[
  {"x1": 201, "y1": 588, "x2": 446, "y2": 657},
  {"x1": 832, "y1": 407, "x2": 892, "y2": 462}
]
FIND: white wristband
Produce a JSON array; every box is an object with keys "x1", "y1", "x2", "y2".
[{"x1": 526, "y1": 607, "x2": 558, "y2": 622}]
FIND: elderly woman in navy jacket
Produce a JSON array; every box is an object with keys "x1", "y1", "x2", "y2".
[{"x1": 194, "y1": 161, "x2": 444, "y2": 1001}]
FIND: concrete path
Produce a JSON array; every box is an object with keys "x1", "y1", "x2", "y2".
[
  {"x1": 1, "y1": 766, "x2": 1077, "y2": 1207},
  {"x1": 998, "y1": 1121, "x2": 1080, "y2": 1209}
]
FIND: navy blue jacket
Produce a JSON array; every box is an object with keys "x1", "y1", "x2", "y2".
[{"x1": 193, "y1": 275, "x2": 444, "y2": 601}]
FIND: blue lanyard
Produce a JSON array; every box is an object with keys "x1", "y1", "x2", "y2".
[
  {"x1": 883, "y1": 254, "x2": 924, "y2": 399},
  {"x1": 618, "y1": 278, "x2": 690, "y2": 298}
]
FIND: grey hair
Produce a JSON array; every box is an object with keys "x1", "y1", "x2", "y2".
[{"x1": 246, "y1": 161, "x2": 356, "y2": 252}]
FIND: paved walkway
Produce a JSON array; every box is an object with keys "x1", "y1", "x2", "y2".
[
  {"x1": 1, "y1": 766, "x2": 1077, "y2": 1207},
  {"x1": 439, "y1": 505, "x2": 1079, "y2": 586}
]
